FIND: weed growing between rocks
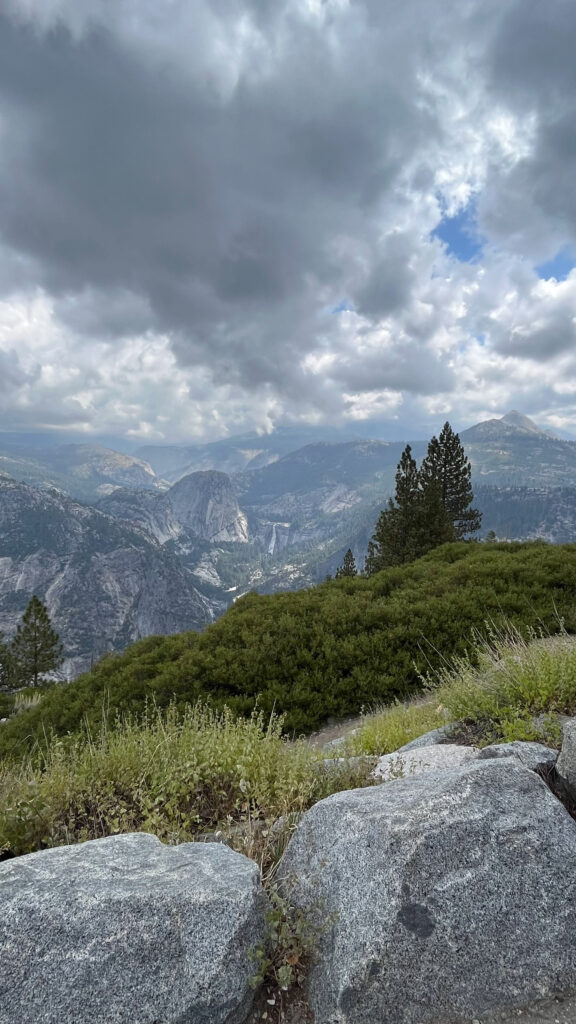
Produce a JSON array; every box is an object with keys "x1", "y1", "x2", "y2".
[{"x1": 247, "y1": 883, "x2": 322, "y2": 1023}]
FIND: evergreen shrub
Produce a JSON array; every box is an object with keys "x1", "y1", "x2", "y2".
[{"x1": 1, "y1": 541, "x2": 576, "y2": 759}]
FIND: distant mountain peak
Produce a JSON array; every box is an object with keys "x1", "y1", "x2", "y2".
[
  {"x1": 461, "y1": 411, "x2": 558, "y2": 443},
  {"x1": 500, "y1": 411, "x2": 553, "y2": 437}
]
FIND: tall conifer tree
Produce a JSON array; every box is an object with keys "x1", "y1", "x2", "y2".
[
  {"x1": 419, "y1": 422, "x2": 481, "y2": 539},
  {"x1": 366, "y1": 427, "x2": 480, "y2": 575},
  {"x1": 335, "y1": 548, "x2": 357, "y2": 577},
  {"x1": 0, "y1": 633, "x2": 15, "y2": 692},
  {"x1": 10, "y1": 596, "x2": 63, "y2": 687},
  {"x1": 365, "y1": 445, "x2": 437, "y2": 574}
]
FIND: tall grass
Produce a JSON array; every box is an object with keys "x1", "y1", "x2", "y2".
[
  {"x1": 12, "y1": 690, "x2": 43, "y2": 714},
  {"x1": 0, "y1": 702, "x2": 373, "y2": 865},
  {"x1": 430, "y1": 625, "x2": 576, "y2": 745},
  {"x1": 344, "y1": 701, "x2": 445, "y2": 756},
  {"x1": 342, "y1": 625, "x2": 576, "y2": 754}
]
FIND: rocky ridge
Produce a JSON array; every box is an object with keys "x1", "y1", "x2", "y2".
[
  {"x1": 5, "y1": 723, "x2": 576, "y2": 1023},
  {"x1": 0, "y1": 442, "x2": 163, "y2": 503},
  {"x1": 0, "y1": 474, "x2": 216, "y2": 677}
]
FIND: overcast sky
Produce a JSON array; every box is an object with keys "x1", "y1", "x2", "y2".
[{"x1": 1, "y1": 0, "x2": 576, "y2": 444}]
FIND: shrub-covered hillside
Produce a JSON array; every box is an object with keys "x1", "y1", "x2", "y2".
[{"x1": 2, "y1": 541, "x2": 576, "y2": 759}]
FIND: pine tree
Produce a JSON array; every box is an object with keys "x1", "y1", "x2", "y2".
[
  {"x1": 365, "y1": 445, "x2": 440, "y2": 574},
  {"x1": 10, "y1": 596, "x2": 63, "y2": 688},
  {"x1": 0, "y1": 633, "x2": 15, "y2": 692},
  {"x1": 335, "y1": 549, "x2": 357, "y2": 578},
  {"x1": 419, "y1": 422, "x2": 481, "y2": 539},
  {"x1": 366, "y1": 428, "x2": 481, "y2": 575}
]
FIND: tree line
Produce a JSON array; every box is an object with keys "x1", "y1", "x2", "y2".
[
  {"x1": 335, "y1": 422, "x2": 481, "y2": 577},
  {"x1": 0, "y1": 596, "x2": 63, "y2": 691}
]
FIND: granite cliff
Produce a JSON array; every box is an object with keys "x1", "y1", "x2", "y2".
[{"x1": 0, "y1": 475, "x2": 216, "y2": 677}]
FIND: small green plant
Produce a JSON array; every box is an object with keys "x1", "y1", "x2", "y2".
[
  {"x1": 0, "y1": 702, "x2": 375, "y2": 860},
  {"x1": 249, "y1": 881, "x2": 333, "y2": 1020}
]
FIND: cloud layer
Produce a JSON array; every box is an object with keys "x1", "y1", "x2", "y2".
[{"x1": 1, "y1": 0, "x2": 576, "y2": 441}]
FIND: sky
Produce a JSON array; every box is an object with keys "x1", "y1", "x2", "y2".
[{"x1": 1, "y1": 0, "x2": 576, "y2": 445}]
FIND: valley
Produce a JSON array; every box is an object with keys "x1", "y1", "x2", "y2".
[{"x1": 1, "y1": 411, "x2": 576, "y2": 676}]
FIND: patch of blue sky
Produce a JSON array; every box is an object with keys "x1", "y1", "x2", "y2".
[
  {"x1": 535, "y1": 246, "x2": 576, "y2": 281},
  {"x1": 332, "y1": 299, "x2": 355, "y2": 313},
  {"x1": 432, "y1": 200, "x2": 484, "y2": 263}
]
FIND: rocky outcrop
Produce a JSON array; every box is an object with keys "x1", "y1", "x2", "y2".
[
  {"x1": 0, "y1": 833, "x2": 265, "y2": 1024},
  {"x1": 555, "y1": 718, "x2": 576, "y2": 797},
  {"x1": 2, "y1": 733, "x2": 576, "y2": 1024},
  {"x1": 101, "y1": 472, "x2": 250, "y2": 546},
  {"x1": 169, "y1": 471, "x2": 249, "y2": 543},
  {"x1": 277, "y1": 757, "x2": 576, "y2": 1024},
  {"x1": 97, "y1": 487, "x2": 184, "y2": 545},
  {"x1": 396, "y1": 724, "x2": 455, "y2": 750}
]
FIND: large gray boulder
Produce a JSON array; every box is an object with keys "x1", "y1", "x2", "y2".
[
  {"x1": 277, "y1": 758, "x2": 576, "y2": 1024},
  {"x1": 556, "y1": 718, "x2": 576, "y2": 798},
  {"x1": 372, "y1": 742, "x2": 478, "y2": 781},
  {"x1": 477, "y1": 740, "x2": 558, "y2": 773},
  {"x1": 0, "y1": 833, "x2": 266, "y2": 1024}
]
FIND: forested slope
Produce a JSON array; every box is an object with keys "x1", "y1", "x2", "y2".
[{"x1": 2, "y1": 541, "x2": 576, "y2": 759}]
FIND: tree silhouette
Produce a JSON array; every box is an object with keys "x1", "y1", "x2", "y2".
[
  {"x1": 366, "y1": 444, "x2": 451, "y2": 574},
  {"x1": 366, "y1": 426, "x2": 480, "y2": 575},
  {"x1": 0, "y1": 633, "x2": 15, "y2": 692},
  {"x1": 335, "y1": 548, "x2": 357, "y2": 577}
]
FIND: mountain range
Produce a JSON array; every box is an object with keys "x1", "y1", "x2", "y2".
[{"x1": 1, "y1": 411, "x2": 576, "y2": 676}]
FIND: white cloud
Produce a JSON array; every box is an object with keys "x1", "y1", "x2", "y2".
[{"x1": 0, "y1": 0, "x2": 575, "y2": 441}]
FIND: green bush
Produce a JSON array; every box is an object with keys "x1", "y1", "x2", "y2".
[{"x1": 2, "y1": 541, "x2": 576, "y2": 760}]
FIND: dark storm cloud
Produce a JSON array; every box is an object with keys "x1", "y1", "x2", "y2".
[
  {"x1": 0, "y1": 349, "x2": 32, "y2": 393},
  {"x1": 354, "y1": 233, "x2": 418, "y2": 320},
  {"x1": 480, "y1": 0, "x2": 576, "y2": 259},
  {"x1": 0, "y1": 3, "x2": 439, "y2": 398}
]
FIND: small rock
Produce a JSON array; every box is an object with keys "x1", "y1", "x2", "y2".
[
  {"x1": 322, "y1": 729, "x2": 360, "y2": 750},
  {"x1": 556, "y1": 719, "x2": 576, "y2": 798},
  {"x1": 372, "y1": 742, "x2": 479, "y2": 781},
  {"x1": 396, "y1": 724, "x2": 456, "y2": 751},
  {"x1": 478, "y1": 741, "x2": 558, "y2": 773},
  {"x1": 317, "y1": 754, "x2": 378, "y2": 775}
]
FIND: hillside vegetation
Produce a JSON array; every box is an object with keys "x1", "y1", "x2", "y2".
[
  {"x1": 3, "y1": 626, "x2": 576, "y2": 862},
  {"x1": 1, "y1": 541, "x2": 576, "y2": 761}
]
